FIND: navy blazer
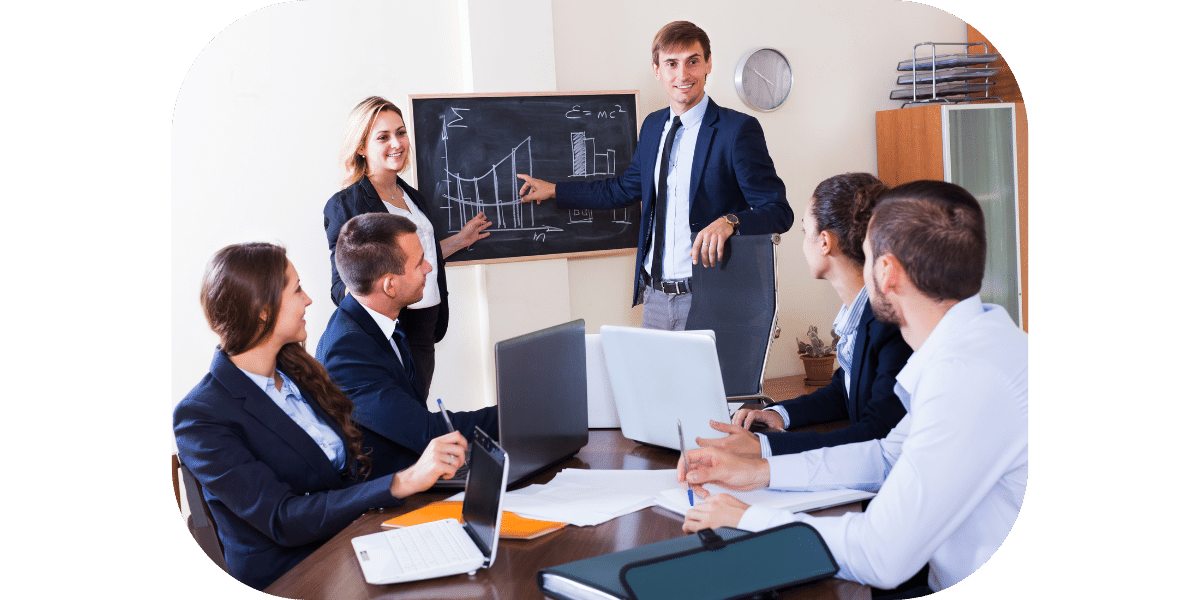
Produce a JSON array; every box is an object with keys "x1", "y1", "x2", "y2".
[
  {"x1": 555, "y1": 99, "x2": 793, "y2": 306},
  {"x1": 763, "y1": 302, "x2": 911, "y2": 455},
  {"x1": 173, "y1": 349, "x2": 401, "y2": 590},
  {"x1": 323, "y1": 176, "x2": 450, "y2": 342},
  {"x1": 315, "y1": 294, "x2": 498, "y2": 475}
]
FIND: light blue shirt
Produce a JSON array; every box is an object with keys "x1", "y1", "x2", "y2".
[
  {"x1": 646, "y1": 94, "x2": 711, "y2": 281},
  {"x1": 740, "y1": 296, "x2": 1028, "y2": 591},
  {"x1": 237, "y1": 367, "x2": 347, "y2": 470}
]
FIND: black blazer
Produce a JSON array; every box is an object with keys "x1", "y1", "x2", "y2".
[
  {"x1": 763, "y1": 301, "x2": 911, "y2": 455},
  {"x1": 173, "y1": 349, "x2": 402, "y2": 590},
  {"x1": 315, "y1": 294, "x2": 498, "y2": 475},
  {"x1": 323, "y1": 176, "x2": 450, "y2": 342},
  {"x1": 555, "y1": 99, "x2": 793, "y2": 306}
]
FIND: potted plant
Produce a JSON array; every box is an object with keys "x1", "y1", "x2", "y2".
[{"x1": 797, "y1": 325, "x2": 839, "y2": 386}]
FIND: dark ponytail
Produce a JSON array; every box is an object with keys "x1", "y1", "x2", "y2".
[{"x1": 810, "y1": 173, "x2": 889, "y2": 265}]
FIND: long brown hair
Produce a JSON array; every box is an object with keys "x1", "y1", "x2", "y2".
[{"x1": 200, "y1": 243, "x2": 372, "y2": 477}]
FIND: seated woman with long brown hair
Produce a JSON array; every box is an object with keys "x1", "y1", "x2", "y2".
[{"x1": 174, "y1": 242, "x2": 467, "y2": 590}]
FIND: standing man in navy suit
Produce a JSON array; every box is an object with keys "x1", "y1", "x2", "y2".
[
  {"x1": 317, "y1": 213, "x2": 497, "y2": 476},
  {"x1": 517, "y1": 21, "x2": 793, "y2": 330}
]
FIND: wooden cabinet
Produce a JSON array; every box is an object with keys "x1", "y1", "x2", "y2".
[{"x1": 876, "y1": 103, "x2": 1029, "y2": 331}]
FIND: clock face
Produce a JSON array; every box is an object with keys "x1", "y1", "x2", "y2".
[{"x1": 735, "y1": 48, "x2": 793, "y2": 111}]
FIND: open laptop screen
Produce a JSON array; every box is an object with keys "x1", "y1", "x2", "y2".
[{"x1": 462, "y1": 427, "x2": 507, "y2": 565}]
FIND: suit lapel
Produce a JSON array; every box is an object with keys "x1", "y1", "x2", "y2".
[
  {"x1": 209, "y1": 350, "x2": 343, "y2": 484},
  {"x1": 643, "y1": 109, "x2": 670, "y2": 203},
  {"x1": 848, "y1": 304, "x2": 874, "y2": 420},
  {"x1": 689, "y1": 100, "x2": 720, "y2": 208},
  {"x1": 340, "y1": 294, "x2": 401, "y2": 368},
  {"x1": 355, "y1": 176, "x2": 389, "y2": 214}
]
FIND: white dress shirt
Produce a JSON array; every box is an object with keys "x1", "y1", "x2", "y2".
[
  {"x1": 382, "y1": 189, "x2": 441, "y2": 309},
  {"x1": 645, "y1": 94, "x2": 710, "y2": 281},
  {"x1": 738, "y1": 295, "x2": 1028, "y2": 592},
  {"x1": 237, "y1": 367, "x2": 347, "y2": 469}
]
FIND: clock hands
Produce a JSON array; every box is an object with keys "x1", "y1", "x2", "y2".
[{"x1": 751, "y1": 67, "x2": 775, "y2": 91}]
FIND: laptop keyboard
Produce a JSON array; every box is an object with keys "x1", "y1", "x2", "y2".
[{"x1": 384, "y1": 519, "x2": 480, "y2": 577}]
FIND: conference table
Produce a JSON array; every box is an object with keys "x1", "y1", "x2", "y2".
[{"x1": 266, "y1": 377, "x2": 871, "y2": 600}]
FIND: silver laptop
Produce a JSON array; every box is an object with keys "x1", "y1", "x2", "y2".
[
  {"x1": 352, "y1": 427, "x2": 508, "y2": 584},
  {"x1": 599, "y1": 325, "x2": 732, "y2": 451},
  {"x1": 433, "y1": 319, "x2": 589, "y2": 490}
]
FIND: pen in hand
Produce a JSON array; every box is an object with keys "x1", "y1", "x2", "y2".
[
  {"x1": 678, "y1": 420, "x2": 694, "y2": 506},
  {"x1": 437, "y1": 398, "x2": 455, "y2": 435}
]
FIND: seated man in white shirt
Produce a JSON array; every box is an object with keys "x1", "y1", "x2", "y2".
[{"x1": 678, "y1": 180, "x2": 1028, "y2": 596}]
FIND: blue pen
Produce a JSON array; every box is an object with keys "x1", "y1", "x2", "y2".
[
  {"x1": 677, "y1": 420, "x2": 694, "y2": 506},
  {"x1": 437, "y1": 398, "x2": 455, "y2": 434}
]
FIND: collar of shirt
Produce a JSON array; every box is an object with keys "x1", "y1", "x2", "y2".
[
  {"x1": 833, "y1": 286, "x2": 869, "y2": 339},
  {"x1": 237, "y1": 366, "x2": 301, "y2": 399},
  {"x1": 894, "y1": 294, "x2": 985, "y2": 409},
  {"x1": 358, "y1": 300, "x2": 400, "y2": 339}
]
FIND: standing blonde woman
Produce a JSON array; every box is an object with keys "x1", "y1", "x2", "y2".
[{"x1": 323, "y1": 96, "x2": 491, "y2": 398}]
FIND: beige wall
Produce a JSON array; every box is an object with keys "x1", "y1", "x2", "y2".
[{"x1": 171, "y1": 0, "x2": 968, "y2": 422}]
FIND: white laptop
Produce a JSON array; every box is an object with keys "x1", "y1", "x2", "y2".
[
  {"x1": 351, "y1": 427, "x2": 509, "y2": 585},
  {"x1": 599, "y1": 325, "x2": 731, "y2": 450},
  {"x1": 584, "y1": 333, "x2": 620, "y2": 428}
]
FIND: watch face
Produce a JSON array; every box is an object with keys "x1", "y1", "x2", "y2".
[{"x1": 735, "y1": 48, "x2": 793, "y2": 111}]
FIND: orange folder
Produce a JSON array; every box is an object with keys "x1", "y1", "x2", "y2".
[{"x1": 382, "y1": 501, "x2": 567, "y2": 540}]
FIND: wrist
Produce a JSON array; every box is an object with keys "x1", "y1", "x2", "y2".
[
  {"x1": 389, "y1": 471, "x2": 412, "y2": 499},
  {"x1": 755, "y1": 458, "x2": 771, "y2": 488}
]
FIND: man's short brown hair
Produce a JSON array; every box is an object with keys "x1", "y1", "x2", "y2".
[
  {"x1": 334, "y1": 213, "x2": 417, "y2": 296},
  {"x1": 651, "y1": 21, "x2": 711, "y2": 65},
  {"x1": 868, "y1": 180, "x2": 986, "y2": 303}
]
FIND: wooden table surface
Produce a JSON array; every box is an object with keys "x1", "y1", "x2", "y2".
[{"x1": 266, "y1": 378, "x2": 870, "y2": 600}]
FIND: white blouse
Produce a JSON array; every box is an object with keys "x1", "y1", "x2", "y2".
[{"x1": 383, "y1": 189, "x2": 441, "y2": 309}]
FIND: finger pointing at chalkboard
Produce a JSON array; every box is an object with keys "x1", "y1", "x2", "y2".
[{"x1": 516, "y1": 174, "x2": 556, "y2": 204}]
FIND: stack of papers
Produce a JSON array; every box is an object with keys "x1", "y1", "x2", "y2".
[
  {"x1": 448, "y1": 469, "x2": 680, "y2": 527},
  {"x1": 448, "y1": 469, "x2": 875, "y2": 528},
  {"x1": 655, "y1": 485, "x2": 875, "y2": 517}
]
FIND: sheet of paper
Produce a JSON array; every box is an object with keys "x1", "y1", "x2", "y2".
[
  {"x1": 655, "y1": 485, "x2": 875, "y2": 517},
  {"x1": 447, "y1": 470, "x2": 679, "y2": 527}
]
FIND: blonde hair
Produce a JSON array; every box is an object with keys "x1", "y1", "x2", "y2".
[{"x1": 339, "y1": 96, "x2": 410, "y2": 189}]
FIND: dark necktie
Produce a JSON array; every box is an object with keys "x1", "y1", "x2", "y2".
[
  {"x1": 391, "y1": 322, "x2": 419, "y2": 392},
  {"x1": 650, "y1": 116, "x2": 683, "y2": 283}
]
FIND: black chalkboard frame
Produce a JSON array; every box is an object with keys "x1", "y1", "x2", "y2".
[{"x1": 409, "y1": 90, "x2": 641, "y2": 266}]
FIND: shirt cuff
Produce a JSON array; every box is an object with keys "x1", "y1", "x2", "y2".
[
  {"x1": 737, "y1": 504, "x2": 796, "y2": 532},
  {"x1": 757, "y1": 433, "x2": 773, "y2": 458},
  {"x1": 765, "y1": 404, "x2": 790, "y2": 429}
]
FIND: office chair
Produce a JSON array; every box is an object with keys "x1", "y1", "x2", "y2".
[
  {"x1": 685, "y1": 233, "x2": 780, "y2": 403},
  {"x1": 174, "y1": 455, "x2": 229, "y2": 573}
]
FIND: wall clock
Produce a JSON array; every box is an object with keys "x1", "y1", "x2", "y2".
[{"x1": 734, "y1": 47, "x2": 793, "y2": 112}]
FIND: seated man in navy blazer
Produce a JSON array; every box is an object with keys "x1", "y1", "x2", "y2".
[
  {"x1": 517, "y1": 21, "x2": 793, "y2": 330},
  {"x1": 317, "y1": 213, "x2": 497, "y2": 476}
]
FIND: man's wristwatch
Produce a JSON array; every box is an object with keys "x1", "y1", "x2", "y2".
[{"x1": 723, "y1": 214, "x2": 739, "y2": 234}]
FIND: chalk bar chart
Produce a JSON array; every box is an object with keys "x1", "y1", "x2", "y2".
[{"x1": 411, "y1": 92, "x2": 640, "y2": 264}]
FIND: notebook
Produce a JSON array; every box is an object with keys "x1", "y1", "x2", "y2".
[
  {"x1": 599, "y1": 326, "x2": 731, "y2": 450},
  {"x1": 351, "y1": 427, "x2": 509, "y2": 585},
  {"x1": 433, "y1": 319, "x2": 589, "y2": 490}
]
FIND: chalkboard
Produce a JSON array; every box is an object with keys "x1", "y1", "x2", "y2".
[{"x1": 410, "y1": 92, "x2": 641, "y2": 265}]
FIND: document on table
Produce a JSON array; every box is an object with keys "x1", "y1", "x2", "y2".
[
  {"x1": 655, "y1": 485, "x2": 875, "y2": 517},
  {"x1": 447, "y1": 469, "x2": 681, "y2": 527}
]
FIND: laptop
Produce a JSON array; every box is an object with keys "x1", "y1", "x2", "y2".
[
  {"x1": 584, "y1": 333, "x2": 619, "y2": 428},
  {"x1": 352, "y1": 427, "x2": 509, "y2": 585},
  {"x1": 599, "y1": 325, "x2": 732, "y2": 451},
  {"x1": 433, "y1": 319, "x2": 589, "y2": 489}
]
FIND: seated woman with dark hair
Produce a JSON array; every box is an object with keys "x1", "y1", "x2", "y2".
[
  {"x1": 695, "y1": 173, "x2": 911, "y2": 457},
  {"x1": 174, "y1": 242, "x2": 467, "y2": 590}
]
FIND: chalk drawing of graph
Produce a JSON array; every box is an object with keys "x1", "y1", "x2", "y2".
[
  {"x1": 566, "y1": 131, "x2": 632, "y2": 225},
  {"x1": 439, "y1": 112, "x2": 559, "y2": 235}
]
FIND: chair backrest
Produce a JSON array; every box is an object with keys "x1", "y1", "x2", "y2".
[
  {"x1": 684, "y1": 233, "x2": 779, "y2": 400},
  {"x1": 176, "y1": 457, "x2": 229, "y2": 573}
]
